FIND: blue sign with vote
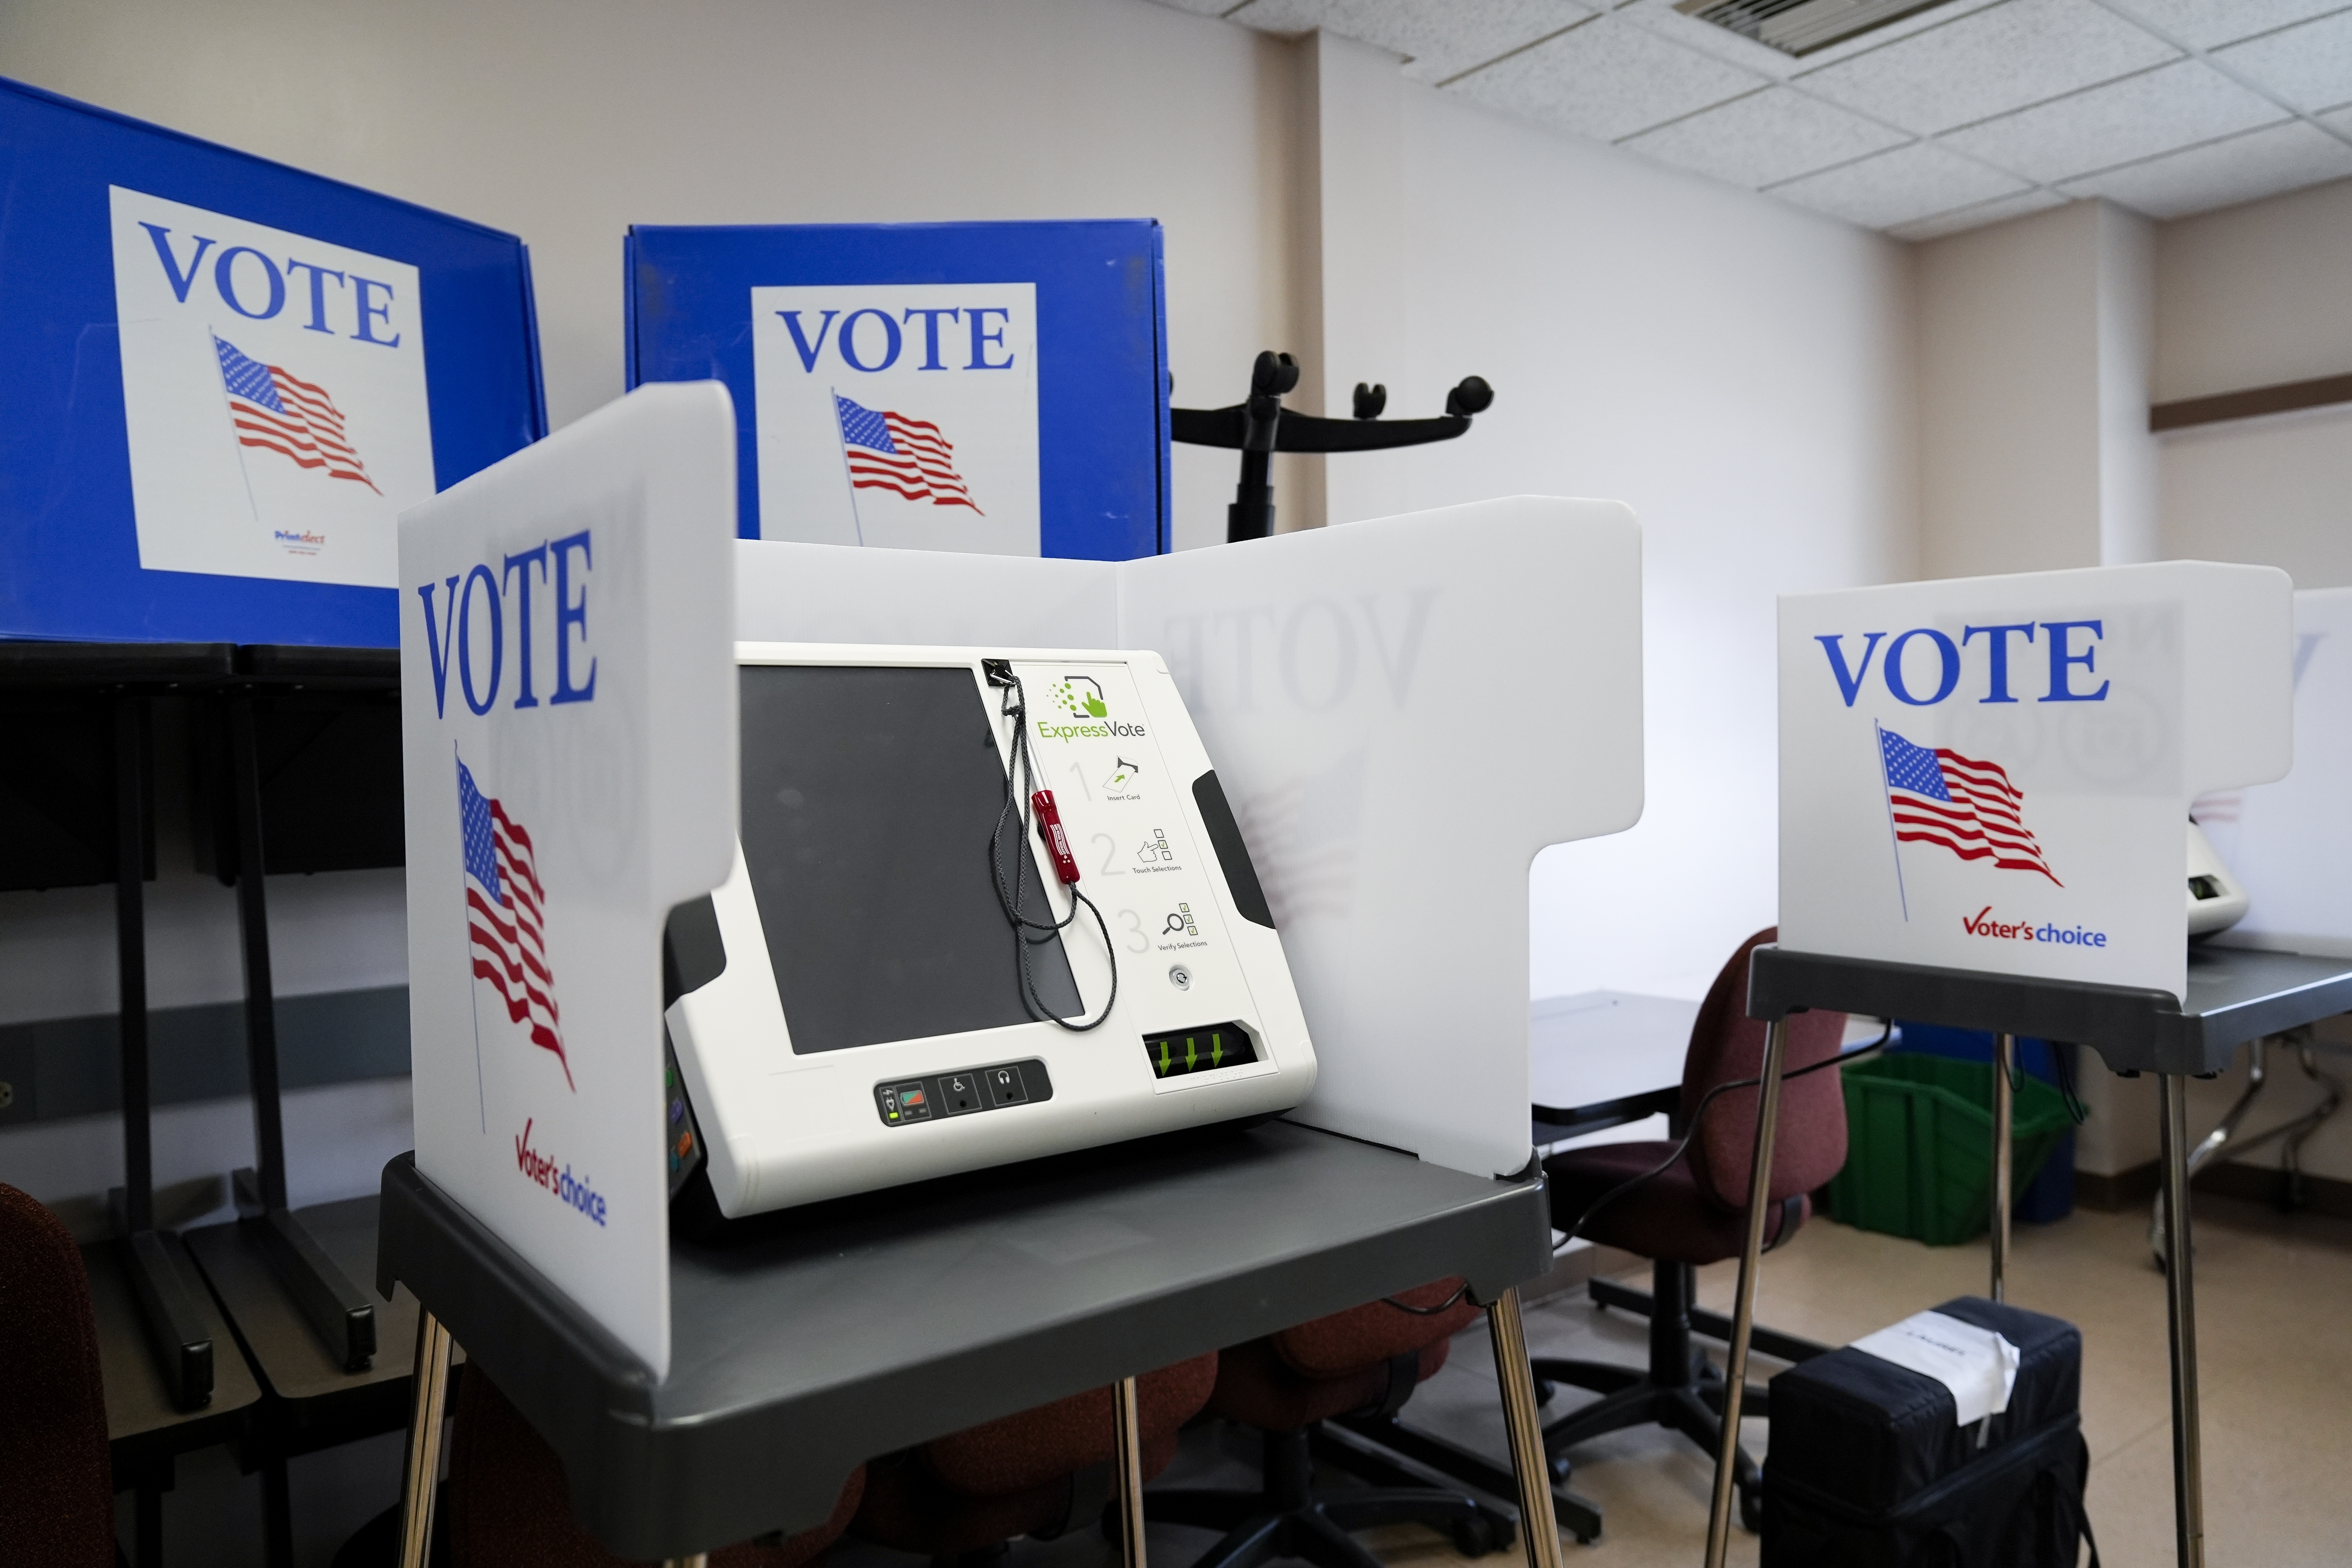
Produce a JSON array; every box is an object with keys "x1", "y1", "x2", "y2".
[
  {"x1": 0, "y1": 77, "x2": 546, "y2": 646},
  {"x1": 626, "y1": 220, "x2": 1169, "y2": 560}
]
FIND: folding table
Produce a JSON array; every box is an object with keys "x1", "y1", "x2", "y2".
[
  {"x1": 381, "y1": 1120, "x2": 1572, "y2": 1568},
  {"x1": 1717, "y1": 943, "x2": 2352, "y2": 1568}
]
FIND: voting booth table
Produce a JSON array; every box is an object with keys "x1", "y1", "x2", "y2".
[
  {"x1": 1703, "y1": 563, "x2": 2352, "y2": 1568},
  {"x1": 2172, "y1": 587, "x2": 2352, "y2": 1218},
  {"x1": 377, "y1": 385, "x2": 1645, "y2": 1566}
]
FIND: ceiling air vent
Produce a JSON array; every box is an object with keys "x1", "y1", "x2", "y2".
[{"x1": 1675, "y1": 0, "x2": 1950, "y2": 57}]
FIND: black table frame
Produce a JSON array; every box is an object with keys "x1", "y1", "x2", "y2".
[
  {"x1": 198, "y1": 645, "x2": 403, "y2": 1378},
  {"x1": 380, "y1": 1122, "x2": 1573, "y2": 1568},
  {"x1": 0, "y1": 642, "x2": 235, "y2": 1430},
  {"x1": 3, "y1": 639, "x2": 408, "y2": 1567}
]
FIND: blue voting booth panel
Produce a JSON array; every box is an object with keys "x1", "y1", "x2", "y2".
[
  {"x1": 0, "y1": 78, "x2": 546, "y2": 646},
  {"x1": 626, "y1": 221, "x2": 1169, "y2": 560}
]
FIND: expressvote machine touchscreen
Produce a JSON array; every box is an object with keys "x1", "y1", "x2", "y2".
[{"x1": 664, "y1": 644, "x2": 1315, "y2": 1216}]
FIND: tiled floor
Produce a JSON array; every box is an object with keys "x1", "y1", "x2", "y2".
[
  {"x1": 836, "y1": 1191, "x2": 2352, "y2": 1568},
  {"x1": 1389, "y1": 1193, "x2": 2352, "y2": 1566}
]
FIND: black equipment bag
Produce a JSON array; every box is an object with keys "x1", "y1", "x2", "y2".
[{"x1": 1762, "y1": 1296, "x2": 2097, "y2": 1567}]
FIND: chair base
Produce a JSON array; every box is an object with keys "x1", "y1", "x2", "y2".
[
  {"x1": 1144, "y1": 1425, "x2": 1516, "y2": 1568},
  {"x1": 1532, "y1": 1258, "x2": 1771, "y2": 1535},
  {"x1": 1327, "y1": 1412, "x2": 1603, "y2": 1544},
  {"x1": 1587, "y1": 1274, "x2": 1834, "y2": 1365},
  {"x1": 1530, "y1": 1355, "x2": 1763, "y2": 1533}
]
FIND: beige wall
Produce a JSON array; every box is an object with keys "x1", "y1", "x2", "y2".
[
  {"x1": 2156, "y1": 176, "x2": 2352, "y2": 403},
  {"x1": 2154, "y1": 178, "x2": 2352, "y2": 590},
  {"x1": 1914, "y1": 199, "x2": 2156, "y2": 580}
]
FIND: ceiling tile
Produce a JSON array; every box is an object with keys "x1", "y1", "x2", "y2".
[
  {"x1": 1887, "y1": 187, "x2": 2069, "y2": 239},
  {"x1": 2214, "y1": 9, "x2": 2352, "y2": 112},
  {"x1": 2104, "y1": 0, "x2": 2352, "y2": 51},
  {"x1": 1794, "y1": 0, "x2": 2180, "y2": 134},
  {"x1": 1768, "y1": 139, "x2": 2030, "y2": 226},
  {"x1": 1938, "y1": 59, "x2": 2287, "y2": 181},
  {"x1": 1447, "y1": 14, "x2": 1764, "y2": 141},
  {"x1": 1226, "y1": 0, "x2": 1595, "y2": 82},
  {"x1": 1619, "y1": 86, "x2": 1910, "y2": 187},
  {"x1": 2062, "y1": 118, "x2": 2352, "y2": 215}
]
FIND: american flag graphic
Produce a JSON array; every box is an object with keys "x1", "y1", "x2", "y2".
[
  {"x1": 213, "y1": 334, "x2": 382, "y2": 494},
  {"x1": 1879, "y1": 726, "x2": 2062, "y2": 887},
  {"x1": 459, "y1": 757, "x2": 570, "y2": 1088},
  {"x1": 834, "y1": 394, "x2": 981, "y2": 513}
]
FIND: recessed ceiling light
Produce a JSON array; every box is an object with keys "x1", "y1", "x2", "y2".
[{"x1": 1675, "y1": 0, "x2": 1951, "y2": 58}]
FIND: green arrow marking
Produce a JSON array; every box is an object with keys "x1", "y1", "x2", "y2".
[
  {"x1": 1211, "y1": 1034, "x2": 1224, "y2": 1067},
  {"x1": 1158, "y1": 1039, "x2": 1172, "y2": 1075},
  {"x1": 1185, "y1": 1037, "x2": 1197, "y2": 1071}
]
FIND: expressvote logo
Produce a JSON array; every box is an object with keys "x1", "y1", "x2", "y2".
[
  {"x1": 109, "y1": 186, "x2": 435, "y2": 588},
  {"x1": 751, "y1": 282, "x2": 1041, "y2": 556},
  {"x1": 1036, "y1": 673, "x2": 1147, "y2": 744},
  {"x1": 1054, "y1": 675, "x2": 1108, "y2": 720}
]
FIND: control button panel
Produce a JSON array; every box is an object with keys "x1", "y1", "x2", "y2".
[
  {"x1": 1143, "y1": 1023, "x2": 1257, "y2": 1080},
  {"x1": 876, "y1": 1058, "x2": 1055, "y2": 1128}
]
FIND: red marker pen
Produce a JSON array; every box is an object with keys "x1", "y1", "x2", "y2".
[{"x1": 1031, "y1": 789, "x2": 1081, "y2": 883}]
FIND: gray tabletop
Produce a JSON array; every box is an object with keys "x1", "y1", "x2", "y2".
[
  {"x1": 186, "y1": 1203, "x2": 440, "y2": 1438},
  {"x1": 87, "y1": 1233, "x2": 261, "y2": 1470},
  {"x1": 379, "y1": 1119, "x2": 1552, "y2": 1560},
  {"x1": 1749, "y1": 943, "x2": 2352, "y2": 1076},
  {"x1": 1530, "y1": 990, "x2": 1886, "y2": 1136}
]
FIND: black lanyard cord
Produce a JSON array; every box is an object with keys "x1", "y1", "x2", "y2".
[{"x1": 988, "y1": 669, "x2": 1118, "y2": 1032}]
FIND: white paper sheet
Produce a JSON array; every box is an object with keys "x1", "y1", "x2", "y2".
[{"x1": 1851, "y1": 1310, "x2": 2021, "y2": 1426}]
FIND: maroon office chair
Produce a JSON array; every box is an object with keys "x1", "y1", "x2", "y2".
[
  {"x1": 1535, "y1": 928, "x2": 1847, "y2": 1531},
  {"x1": 850, "y1": 1351, "x2": 1219, "y2": 1561},
  {"x1": 0, "y1": 1183, "x2": 114, "y2": 1568},
  {"x1": 1142, "y1": 1280, "x2": 1515, "y2": 1568},
  {"x1": 438, "y1": 1368, "x2": 863, "y2": 1568}
]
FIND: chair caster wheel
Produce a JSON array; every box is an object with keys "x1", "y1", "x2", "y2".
[
  {"x1": 1532, "y1": 1377, "x2": 1556, "y2": 1405},
  {"x1": 1449, "y1": 1513, "x2": 1511, "y2": 1557},
  {"x1": 1740, "y1": 1487, "x2": 1764, "y2": 1535},
  {"x1": 1547, "y1": 1451, "x2": 1573, "y2": 1484}
]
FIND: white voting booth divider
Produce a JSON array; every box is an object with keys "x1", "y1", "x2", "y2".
[
  {"x1": 399, "y1": 385, "x2": 738, "y2": 1378},
  {"x1": 1778, "y1": 562, "x2": 2293, "y2": 1002},
  {"x1": 2199, "y1": 587, "x2": 2352, "y2": 961},
  {"x1": 404, "y1": 384, "x2": 1641, "y2": 1377},
  {"x1": 740, "y1": 499, "x2": 1646, "y2": 1182}
]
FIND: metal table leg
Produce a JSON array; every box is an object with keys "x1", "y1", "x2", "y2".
[
  {"x1": 1991, "y1": 1033, "x2": 2014, "y2": 1302},
  {"x1": 1112, "y1": 1374, "x2": 1148, "y2": 1568},
  {"x1": 262, "y1": 1452, "x2": 294, "y2": 1568},
  {"x1": 1487, "y1": 1288, "x2": 1565, "y2": 1568},
  {"x1": 398, "y1": 1310, "x2": 456, "y2": 1568},
  {"x1": 2159, "y1": 1075, "x2": 2205, "y2": 1568},
  {"x1": 227, "y1": 694, "x2": 377, "y2": 1371},
  {"x1": 113, "y1": 695, "x2": 215, "y2": 1410},
  {"x1": 1704, "y1": 1017, "x2": 1789, "y2": 1568}
]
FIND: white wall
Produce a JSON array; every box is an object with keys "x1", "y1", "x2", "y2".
[
  {"x1": 1375, "y1": 81, "x2": 1920, "y2": 1002},
  {"x1": 0, "y1": 2, "x2": 1928, "y2": 1207},
  {"x1": 2155, "y1": 178, "x2": 2352, "y2": 591}
]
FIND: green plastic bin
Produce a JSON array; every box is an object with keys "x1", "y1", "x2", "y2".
[{"x1": 1822, "y1": 1054, "x2": 2075, "y2": 1246}]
